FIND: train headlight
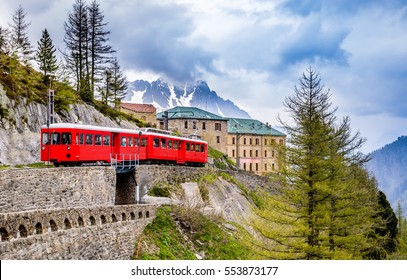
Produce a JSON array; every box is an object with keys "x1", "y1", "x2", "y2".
[
  {"x1": 67, "y1": 146, "x2": 71, "y2": 150},
  {"x1": 42, "y1": 146, "x2": 45, "y2": 151}
]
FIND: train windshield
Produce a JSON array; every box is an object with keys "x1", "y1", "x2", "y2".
[{"x1": 42, "y1": 133, "x2": 50, "y2": 145}]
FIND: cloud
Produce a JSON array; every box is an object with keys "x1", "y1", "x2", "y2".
[{"x1": 104, "y1": 0, "x2": 218, "y2": 83}]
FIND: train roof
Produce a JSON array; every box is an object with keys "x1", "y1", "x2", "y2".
[{"x1": 41, "y1": 123, "x2": 141, "y2": 134}]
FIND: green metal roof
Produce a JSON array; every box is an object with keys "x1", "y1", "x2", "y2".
[
  {"x1": 227, "y1": 118, "x2": 286, "y2": 136},
  {"x1": 157, "y1": 106, "x2": 227, "y2": 121}
]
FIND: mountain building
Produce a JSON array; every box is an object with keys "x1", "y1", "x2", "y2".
[
  {"x1": 120, "y1": 103, "x2": 157, "y2": 126},
  {"x1": 156, "y1": 106, "x2": 228, "y2": 153},
  {"x1": 227, "y1": 118, "x2": 286, "y2": 175}
]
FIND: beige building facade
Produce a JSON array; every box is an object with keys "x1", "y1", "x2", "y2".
[
  {"x1": 156, "y1": 106, "x2": 228, "y2": 153},
  {"x1": 120, "y1": 103, "x2": 157, "y2": 126},
  {"x1": 227, "y1": 118, "x2": 286, "y2": 176}
]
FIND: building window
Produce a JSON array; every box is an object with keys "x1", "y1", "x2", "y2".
[
  {"x1": 232, "y1": 137, "x2": 235, "y2": 145},
  {"x1": 256, "y1": 163, "x2": 259, "y2": 171},
  {"x1": 249, "y1": 150, "x2": 252, "y2": 157},
  {"x1": 216, "y1": 136, "x2": 220, "y2": 143},
  {"x1": 232, "y1": 149, "x2": 235, "y2": 157},
  {"x1": 255, "y1": 138, "x2": 259, "y2": 145},
  {"x1": 243, "y1": 150, "x2": 246, "y2": 157},
  {"x1": 265, "y1": 150, "x2": 267, "y2": 157},
  {"x1": 215, "y1": 123, "x2": 221, "y2": 131},
  {"x1": 272, "y1": 150, "x2": 275, "y2": 158},
  {"x1": 202, "y1": 122, "x2": 206, "y2": 130},
  {"x1": 255, "y1": 150, "x2": 258, "y2": 157},
  {"x1": 193, "y1": 121, "x2": 197, "y2": 129},
  {"x1": 265, "y1": 139, "x2": 267, "y2": 145},
  {"x1": 184, "y1": 121, "x2": 188, "y2": 129},
  {"x1": 249, "y1": 163, "x2": 252, "y2": 171},
  {"x1": 243, "y1": 163, "x2": 246, "y2": 170},
  {"x1": 265, "y1": 164, "x2": 267, "y2": 171},
  {"x1": 279, "y1": 139, "x2": 284, "y2": 145},
  {"x1": 244, "y1": 138, "x2": 246, "y2": 145},
  {"x1": 272, "y1": 163, "x2": 275, "y2": 171},
  {"x1": 250, "y1": 138, "x2": 252, "y2": 145}
]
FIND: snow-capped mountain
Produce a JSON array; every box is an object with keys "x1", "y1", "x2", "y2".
[{"x1": 124, "y1": 79, "x2": 251, "y2": 118}]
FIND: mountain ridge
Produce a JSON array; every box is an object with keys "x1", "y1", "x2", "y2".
[
  {"x1": 125, "y1": 79, "x2": 251, "y2": 119},
  {"x1": 367, "y1": 135, "x2": 407, "y2": 215}
]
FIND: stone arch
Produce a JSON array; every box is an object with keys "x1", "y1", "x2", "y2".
[
  {"x1": 111, "y1": 214, "x2": 117, "y2": 223},
  {"x1": 35, "y1": 223, "x2": 43, "y2": 234},
  {"x1": 121, "y1": 213, "x2": 126, "y2": 221},
  {"x1": 89, "y1": 216, "x2": 96, "y2": 226},
  {"x1": 50, "y1": 220, "x2": 58, "y2": 232},
  {"x1": 138, "y1": 211, "x2": 143, "y2": 219},
  {"x1": 78, "y1": 217, "x2": 84, "y2": 227},
  {"x1": 0, "y1": 227, "x2": 10, "y2": 242},
  {"x1": 64, "y1": 218, "x2": 72, "y2": 229},
  {"x1": 19, "y1": 224, "x2": 28, "y2": 238},
  {"x1": 130, "y1": 212, "x2": 135, "y2": 220},
  {"x1": 101, "y1": 215, "x2": 107, "y2": 224}
]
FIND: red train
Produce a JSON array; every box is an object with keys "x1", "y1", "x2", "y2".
[{"x1": 40, "y1": 123, "x2": 208, "y2": 167}]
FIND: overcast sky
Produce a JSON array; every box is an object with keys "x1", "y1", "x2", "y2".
[{"x1": 1, "y1": 0, "x2": 407, "y2": 153}]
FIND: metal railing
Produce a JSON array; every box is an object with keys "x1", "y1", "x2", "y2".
[{"x1": 110, "y1": 153, "x2": 139, "y2": 173}]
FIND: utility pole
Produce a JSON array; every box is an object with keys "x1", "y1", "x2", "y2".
[{"x1": 47, "y1": 89, "x2": 55, "y2": 125}]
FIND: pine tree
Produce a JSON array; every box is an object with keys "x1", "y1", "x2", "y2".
[
  {"x1": 63, "y1": 0, "x2": 92, "y2": 102},
  {"x1": 99, "y1": 68, "x2": 112, "y2": 105},
  {"x1": 252, "y1": 67, "x2": 379, "y2": 259},
  {"x1": 0, "y1": 27, "x2": 10, "y2": 54},
  {"x1": 88, "y1": 0, "x2": 115, "y2": 97},
  {"x1": 109, "y1": 57, "x2": 128, "y2": 109},
  {"x1": 9, "y1": 5, "x2": 33, "y2": 64},
  {"x1": 36, "y1": 29, "x2": 58, "y2": 84}
]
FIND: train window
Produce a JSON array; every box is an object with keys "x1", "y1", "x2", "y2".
[
  {"x1": 191, "y1": 144, "x2": 195, "y2": 152},
  {"x1": 135, "y1": 138, "x2": 140, "y2": 147},
  {"x1": 42, "y1": 133, "x2": 49, "y2": 145},
  {"x1": 195, "y1": 144, "x2": 200, "y2": 152},
  {"x1": 128, "y1": 137, "x2": 133, "y2": 146},
  {"x1": 61, "y1": 133, "x2": 72, "y2": 144},
  {"x1": 75, "y1": 133, "x2": 78, "y2": 145},
  {"x1": 168, "y1": 140, "x2": 173, "y2": 149},
  {"x1": 161, "y1": 138, "x2": 166, "y2": 148},
  {"x1": 103, "y1": 135, "x2": 110, "y2": 146},
  {"x1": 95, "y1": 135, "x2": 102, "y2": 146},
  {"x1": 79, "y1": 133, "x2": 84, "y2": 145},
  {"x1": 121, "y1": 136, "x2": 127, "y2": 147},
  {"x1": 86, "y1": 134, "x2": 93, "y2": 145},
  {"x1": 201, "y1": 145, "x2": 205, "y2": 152},
  {"x1": 153, "y1": 138, "x2": 159, "y2": 148},
  {"x1": 186, "y1": 142, "x2": 190, "y2": 151},
  {"x1": 141, "y1": 138, "x2": 147, "y2": 147},
  {"x1": 52, "y1": 132, "x2": 60, "y2": 145},
  {"x1": 173, "y1": 141, "x2": 179, "y2": 150}
]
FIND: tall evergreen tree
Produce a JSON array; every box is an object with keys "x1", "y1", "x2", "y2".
[
  {"x1": 252, "y1": 67, "x2": 380, "y2": 259},
  {"x1": 9, "y1": 5, "x2": 33, "y2": 64},
  {"x1": 109, "y1": 57, "x2": 128, "y2": 109},
  {"x1": 63, "y1": 0, "x2": 92, "y2": 102},
  {"x1": 99, "y1": 67, "x2": 112, "y2": 105},
  {"x1": 0, "y1": 27, "x2": 10, "y2": 54},
  {"x1": 88, "y1": 0, "x2": 115, "y2": 97},
  {"x1": 36, "y1": 29, "x2": 58, "y2": 84}
]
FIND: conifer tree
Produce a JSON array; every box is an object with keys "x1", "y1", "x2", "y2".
[
  {"x1": 252, "y1": 67, "x2": 380, "y2": 259},
  {"x1": 88, "y1": 0, "x2": 115, "y2": 97},
  {"x1": 0, "y1": 27, "x2": 10, "y2": 54},
  {"x1": 109, "y1": 57, "x2": 128, "y2": 109},
  {"x1": 63, "y1": 0, "x2": 92, "y2": 102},
  {"x1": 36, "y1": 29, "x2": 58, "y2": 84},
  {"x1": 9, "y1": 5, "x2": 33, "y2": 64}
]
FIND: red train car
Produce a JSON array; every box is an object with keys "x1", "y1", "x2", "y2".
[{"x1": 40, "y1": 123, "x2": 208, "y2": 167}]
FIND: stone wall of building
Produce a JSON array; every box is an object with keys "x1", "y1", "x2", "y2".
[{"x1": 0, "y1": 167, "x2": 116, "y2": 212}]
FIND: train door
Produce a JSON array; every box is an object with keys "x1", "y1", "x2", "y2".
[
  {"x1": 112, "y1": 132, "x2": 121, "y2": 159},
  {"x1": 177, "y1": 140, "x2": 186, "y2": 164}
]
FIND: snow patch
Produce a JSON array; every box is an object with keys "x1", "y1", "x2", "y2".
[{"x1": 130, "y1": 89, "x2": 146, "y2": 104}]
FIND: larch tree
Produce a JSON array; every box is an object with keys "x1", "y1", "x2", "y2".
[
  {"x1": 108, "y1": 57, "x2": 128, "y2": 109},
  {"x1": 252, "y1": 67, "x2": 382, "y2": 259},
  {"x1": 36, "y1": 29, "x2": 58, "y2": 85},
  {"x1": 63, "y1": 0, "x2": 92, "y2": 102},
  {"x1": 88, "y1": 0, "x2": 115, "y2": 98},
  {"x1": 9, "y1": 5, "x2": 33, "y2": 64}
]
